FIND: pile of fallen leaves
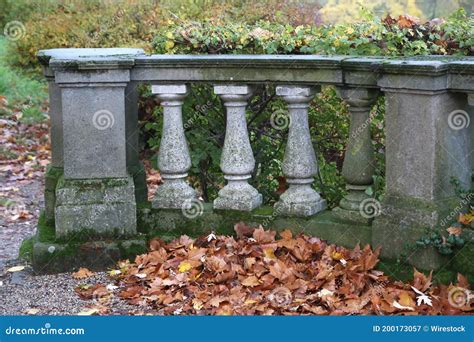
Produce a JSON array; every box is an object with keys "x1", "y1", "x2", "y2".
[{"x1": 76, "y1": 225, "x2": 473, "y2": 315}]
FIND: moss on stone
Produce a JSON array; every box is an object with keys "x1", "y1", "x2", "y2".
[
  {"x1": 118, "y1": 239, "x2": 148, "y2": 259},
  {"x1": 37, "y1": 211, "x2": 56, "y2": 242},
  {"x1": 377, "y1": 258, "x2": 456, "y2": 285},
  {"x1": 19, "y1": 236, "x2": 34, "y2": 261}
]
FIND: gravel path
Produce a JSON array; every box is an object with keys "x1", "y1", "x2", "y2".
[
  {"x1": 0, "y1": 259, "x2": 151, "y2": 315},
  {"x1": 0, "y1": 178, "x2": 42, "y2": 261}
]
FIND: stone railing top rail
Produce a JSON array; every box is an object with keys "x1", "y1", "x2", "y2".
[{"x1": 39, "y1": 48, "x2": 474, "y2": 91}]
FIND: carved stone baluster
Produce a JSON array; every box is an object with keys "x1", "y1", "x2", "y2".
[
  {"x1": 334, "y1": 87, "x2": 379, "y2": 222},
  {"x1": 213, "y1": 85, "x2": 262, "y2": 211},
  {"x1": 275, "y1": 85, "x2": 326, "y2": 217},
  {"x1": 152, "y1": 84, "x2": 197, "y2": 209}
]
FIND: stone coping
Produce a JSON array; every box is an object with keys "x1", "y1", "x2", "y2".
[
  {"x1": 39, "y1": 48, "x2": 474, "y2": 89},
  {"x1": 38, "y1": 48, "x2": 145, "y2": 65}
]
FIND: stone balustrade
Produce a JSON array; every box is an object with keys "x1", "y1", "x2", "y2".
[{"x1": 30, "y1": 49, "x2": 473, "y2": 274}]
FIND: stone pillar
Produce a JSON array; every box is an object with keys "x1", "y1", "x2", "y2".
[
  {"x1": 52, "y1": 58, "x2": 137, "y2": 239},
  {"x1": 37, "y1": 48, "x2": 146, "y2": 224},
  {"x1": 213, "y1": 85, "x2": 262, "y2": 211},
  {"x1": 373, "y1": 66, "x2": 471, "y2": 270},
  {"x1": 151, "y1": 84, "x2": 197, "y2": 209},
  {"x1": 333, "y1": 87, "x2": 379, "y2": 223},
  {"x1": 274, "y1": 85, "x2": 326, "y2": 217}
]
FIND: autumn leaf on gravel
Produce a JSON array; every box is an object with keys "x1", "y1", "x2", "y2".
[
  {"x1": 7, "y1": 265, "x2": 25, "y2": 273},
  {"x1": 25, "y1": 308, "x2": 40, "y2": 315},
  {"x1": 72, "y1": 267, "x2": 95, "y2": 279},
  {"x1": 75, "y1": 284, "x2": 108, "y2": 300}
]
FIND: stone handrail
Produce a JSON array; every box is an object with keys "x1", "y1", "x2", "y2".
[{"x1": 34, "y1": 48, "x2": 473, "y2": 273}]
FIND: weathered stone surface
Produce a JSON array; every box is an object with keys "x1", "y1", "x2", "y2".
[
  {"x1": 55, "y1": 177, "x2": 136, "y2": 239},
  {"x1": 59, "y1": 85, "x2": 129, "y2": 179},
  {"x1": 274, "y1": 85, "x2": 326, "y2": 217},
  {"x1": 381, "y1": 90, "x2": 470, "y2": 202},
  {"x1": 213, "y1": 84, "x2": 262, "y2": 211},
  {"x1": 372, "y1": 196, "x2": 461, "y2": 270},
  {"x1": 47, "y1": 81, "x2": 63, "y2": 168},
  {"x1": 152, "y1": 84, "x2": 197, "y2": 209}
]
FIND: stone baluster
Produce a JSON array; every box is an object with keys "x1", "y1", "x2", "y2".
[
  {"x1": 151, "y1": 84, "x2": 197, "y2": 209},
  {"x1": 213, "y1": 85, "x2": 262, "y2": 211},
  {"x1": 274, "y1": 85, "x2": 326, "y2": 217},
  {"x1": 334, "y1": 87, "x2": 379, "y2": 222}
]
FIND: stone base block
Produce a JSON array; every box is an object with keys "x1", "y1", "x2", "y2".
[
  {"x1": 213, "y1": 181, "x2": 262, "y2": 211},
  {"x1": 31, "y1": 237, "x2": 147, "y2": 274},
  {"x1": 372, "y1": 196, "x2": 461, "y2": 270},
  {"x1": 152, "y1": 179, "x2": 197, "y2": 209},
  {"x1": 55, "y1": 177, "x2": 137, "y2": 239},
  {"x1": 274, "y1": 186, "x2": 326, "y2": 217},
  {"x1": 339, "y1": 186, "x2": 370, "y2": 211}
]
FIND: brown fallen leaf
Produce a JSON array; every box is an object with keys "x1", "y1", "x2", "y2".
[{"x1": 72, "y1": 267, "x2": 95, "y2": 279}]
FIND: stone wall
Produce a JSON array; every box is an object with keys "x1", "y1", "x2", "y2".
[{"x1": 24, "y1": 49, "x2": 473, "y2": 279}]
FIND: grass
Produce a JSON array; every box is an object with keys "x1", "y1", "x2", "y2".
[{"x1": 0, "y1": 37, "x2": 48, "y2": 122}]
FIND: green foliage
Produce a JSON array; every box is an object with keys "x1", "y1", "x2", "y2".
[
  {"x1": 154, "y1": 9, "x2": 473, "y2": 56},
  {"x1": 0, "y1": 37, "x2": 47, "y2": 122},
  {"x1": 415, "y1": 228, "x2": 465, "y2": 255}
]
